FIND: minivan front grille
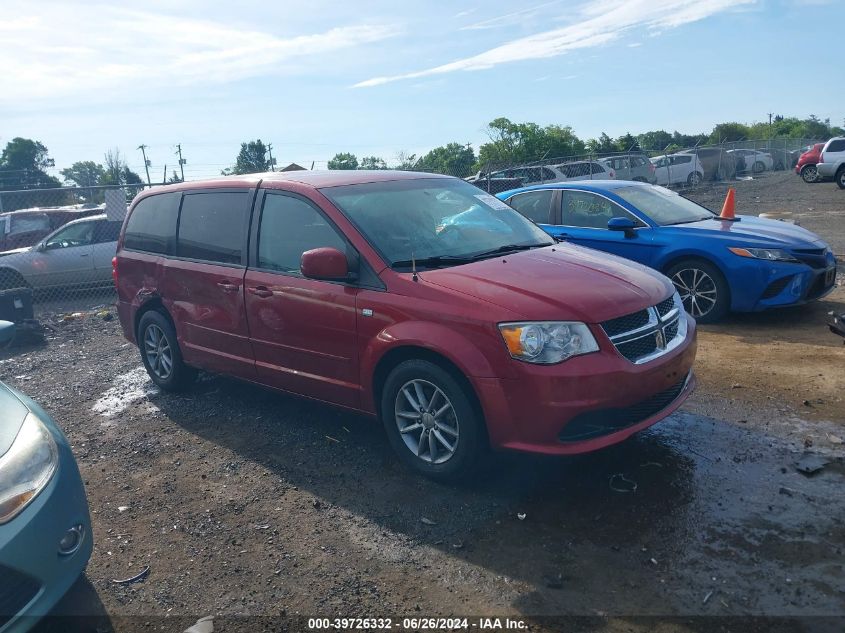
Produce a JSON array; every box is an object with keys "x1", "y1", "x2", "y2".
[{"x1": 600, "y1": 295, "x2": 686, "y2": 364}]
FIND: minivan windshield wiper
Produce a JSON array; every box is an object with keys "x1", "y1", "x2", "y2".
[
  {"x1": 466, "y1": 243, "x2": 550, "y2": 260},
  {"x1": 390, "y1": 254, "x2": 475, "y2": 269}
]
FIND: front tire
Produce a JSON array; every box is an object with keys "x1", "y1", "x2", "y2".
[
  {"x1": 138, "y1": 310, "x2": 196, "y2": 391},
  {"x1": 665, "y1": 259, "x2": 730, "y2": 323},
  {"x1": 837, "y1": 167, "x2": 845, "y2": 190},
  {"x1": 752, "y1": 161, "x2": 765, "y2": 174},
  {"x1": 801, "y1": 164, "x2": 819, "y2": 183},
  {"x1": 687, "y1": 171, "x2": 703, "y2": 187},
  {"x1": 380, "y1": 359, "x2": 486, "y2": 482},
  {"x1": 0, "y1": 268, "x2": 29, "y2": 291}
]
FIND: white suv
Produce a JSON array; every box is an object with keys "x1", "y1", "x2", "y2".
[
  {"x1": 650, "y1": 153, "x2": 704, "y2": 187},
  {"x1": 816, "y1": 137, "x2": 845, "y2": 189}
]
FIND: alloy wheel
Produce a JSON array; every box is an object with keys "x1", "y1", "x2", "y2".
[
  {"x1": 144, "y1": 324, "x2": 173, "y2": 380},
  {"x1": 802, "y1": 165, "x2": 818, "y2": 183},
  {"x1": 671, "y1": 268, "x2": 718, "y2": 319},
  {"x1": 394, "y1": 379, "x2": 459, "y2": 464}
]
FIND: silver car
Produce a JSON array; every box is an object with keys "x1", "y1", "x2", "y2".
[{"x1": 0, "y1": 214, "x2": 120, "y2": 291}]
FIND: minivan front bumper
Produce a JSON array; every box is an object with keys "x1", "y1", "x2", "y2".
[{"x1": 473, "y1": 315, "x2": 697, "y2": 455}]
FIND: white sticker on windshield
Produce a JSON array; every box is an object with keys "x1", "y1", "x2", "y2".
[{"x1": 474, "y1": 193, "x2": 512, "y2": 211}]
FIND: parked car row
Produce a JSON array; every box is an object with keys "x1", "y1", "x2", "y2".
[{"x1": 0, "y1": 205, "x2": 103, "y2": 253}]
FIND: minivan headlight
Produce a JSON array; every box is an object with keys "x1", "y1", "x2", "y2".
[
  {"x1": 728, "y1": 247, "x2": 798, "y2": 263},
  {"x1": 0, "y1": 412, "x2": 58, "y2": 524},
  {"x1": 499, "y1": 321, "x2": 599, "y2": 364}
]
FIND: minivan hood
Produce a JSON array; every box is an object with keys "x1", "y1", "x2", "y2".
[
  {"x1": 668, "y1": 215, "x2": 827, "y2": 248},
  {"x1": 422, "y1": 244, "x2": 672, "y2": 323}
]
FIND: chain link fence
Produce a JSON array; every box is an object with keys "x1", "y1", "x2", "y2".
[
  {"x1": 462, "y1": 138, "x2": 820, "y2": 194},
  {"x1": 0, "y1": 184, "x2": 147, "y2": 335}
]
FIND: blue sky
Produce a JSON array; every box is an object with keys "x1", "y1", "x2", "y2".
[{"x1": 1, "y1": 0, "x2": 842, "y2": 180}]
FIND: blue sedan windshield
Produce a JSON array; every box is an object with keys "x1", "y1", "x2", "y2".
[{"x1": 614, "y1": 186, "x2": 716, "y2": 226}]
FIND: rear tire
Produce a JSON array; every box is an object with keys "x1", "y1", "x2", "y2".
[
  {"x1": 380, "y1": 359, "x2": 487, "y2": 482},
  {"x1": 752, "y1": 161, "x2": 765, "y2": 174},
  {"x1": 665, "y1": 259, "x2": 730, "y2": 324},
  {"x1": 801, "y1": 164, "x2": 819, "y2": 183},
  {"x1": 836, "y1": 167, "x2": 845, "y2": 190},
  {"x1": 687, "y1": 172, "x2": 703, "y2": 187},
  {"x1": 138, "y1": 310, "x2": 196, "y2": 392}
]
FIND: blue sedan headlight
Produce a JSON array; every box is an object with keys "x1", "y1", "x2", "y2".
[
  {"x1": 728, "y1": 247, "x2": 799, "y2": 263},
  {"x1": 0, "y1": 412, "x2": 58, "y2": 524}
]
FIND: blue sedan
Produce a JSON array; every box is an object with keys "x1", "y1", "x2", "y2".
[
  {"x1": 497, "y1": 181, "x2": 838, "y2": 322},
  {"x1": 0, "y1": 321, "x2": 92, "y2": 633}
]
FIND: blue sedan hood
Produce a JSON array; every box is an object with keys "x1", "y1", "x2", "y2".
[
  {"x1": 0, "y1": 381, "x2": 28, "y2": 458},
  {"x1": 667, "y1": 215, "x2": 828, "y2": 249}
]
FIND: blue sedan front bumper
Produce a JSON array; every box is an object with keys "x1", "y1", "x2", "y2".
[
  {"x1": 729, "y1": 250, "x2": 838, "y2": 312},
  {"x1": 0, "y1": 394, "x2": 92, "y2": 633}
]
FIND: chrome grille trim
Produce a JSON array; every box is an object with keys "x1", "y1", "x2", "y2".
[{"x1": 601, "y1": 293, "x2": 687, "y2": 364}]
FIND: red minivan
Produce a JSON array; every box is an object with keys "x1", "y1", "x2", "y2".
[{"x1": 115, "y1": 171, "x2": 696, "y2": 480}]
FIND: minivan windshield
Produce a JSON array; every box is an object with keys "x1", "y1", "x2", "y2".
[
  {"x1": 322, "y1": 178, "x2": 554, "y2": 269},
  {"x1": 613, "y1": 185, "x2": 716, "y2": 226}
]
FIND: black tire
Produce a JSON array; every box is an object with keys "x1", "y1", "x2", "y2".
[
  {"x1": 0, "y1": 268, "x2": 29, "y2": 291},
  {"x1": 686, "y1": 171, "x2": 703, "y2": 187},
  {"x1": 665, "y1": 259, "x2": 730, "y2": 324},
  {"x1": 137, "y1": 310, "x2": 196, "y2": 391},
  {"x1": 801, "y1": 164, "x2": 819, "y2": 184},
  {"x1": 752, "y1": 161, "x2": 765, "y2": 174},
  {"x1": 380, "y1": 359, "x2": 487, "y2": 482},
  {"x1": 836, "y1": 167, "x2": 845, "y2": 190}
]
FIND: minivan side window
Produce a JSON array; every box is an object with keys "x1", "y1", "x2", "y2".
[
  {"x1": 177, "y1": 192, "x2": 248, "y2": 265},
  {"x1": 827, "y1": 140, "x2": 845, "y2": 153},
  {"x1": 124, "y1": 192, "x2": 181, "y2": 255},
  {"x1": 257, "y1": 194, "x2": 346, "y2": 274},
  {"x1": 507, "y1": 190, "x2": 554, "y2": 224}
]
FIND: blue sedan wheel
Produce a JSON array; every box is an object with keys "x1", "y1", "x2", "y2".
[{"x1": 666, "y1": 259, "x2": 729, "y2": 323}]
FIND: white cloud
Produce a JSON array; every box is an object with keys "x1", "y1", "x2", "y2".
[
  {"x1": 0, "y1": 3, "x2": 399, "y2": 104},
  {"x1": 459, "y1": 1, "x2": 564, "y2": 31},
  {"x1": 354, "y1": 0, "x2": 754, "y2": 88}
]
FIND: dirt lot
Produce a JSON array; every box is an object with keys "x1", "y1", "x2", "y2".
[{"x1": 2, "y1": 171, "x2": 844, "y2": 632}]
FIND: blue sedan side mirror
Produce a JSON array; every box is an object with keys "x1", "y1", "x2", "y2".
[
  {"x1": 0, "y1": 320, "x2": 15, "y2": 347},
  {"x1": 608, "y1": 217, "x2": 637, "y2": 237}
]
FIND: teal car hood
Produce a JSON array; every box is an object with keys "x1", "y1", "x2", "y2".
[
  {"x1": 0, "y1": 381, "x2": 28, "y2": 458},
  {"x1": 667, "y1": 215, "x2": 828, "y2": 248}
]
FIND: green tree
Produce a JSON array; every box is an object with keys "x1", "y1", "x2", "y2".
[
  {"x1": 417, "y1": 143, "x2": 476, "y2": 177},
  {"x1": 585, "y1": 132, "x2": 618, "y2": 155},
  {"x1": 328, "y1": 152, "x2": 359, "y2": 170},
  {"x1": 168, "y1": 170, "x2": 183, "y2": 183},
  {"x1": 102, "y1": 149, "x2": 143, "y2": 187},
  {"x1": 476, "y1": 118, "x2": 585, "y2": 170},
  {"x1": 359, "y1": 156, "x2": 387, "y2": 170},
  {"x1": 223, "y1": 140, "x2": 270, "y2": 175},
  {"x1": 395, "y1": 151, "x2": 420, "y2": 170},
  {"x1": 637, "y1": 130, "x2": 673, "y2": 151},
  {"x1": 0, "y1": 137, "x2": 61, "y2": 190},
  {"x1": 709, "y1": 122, "x2": 750, "y2": 143},
  {"x1": 60, "y1": 161, "x2": 106, "y2": 188}
]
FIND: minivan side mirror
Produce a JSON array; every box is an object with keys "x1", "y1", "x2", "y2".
[
  {"x1": 0, "y1": 320, "x2": 16, "y2": 347},
  {"x1": 300, "y1": 247, "x2": 349, "y2": 281},
  {"x1": 607, "y1": 217, "x2": 637, "y2": 237}
]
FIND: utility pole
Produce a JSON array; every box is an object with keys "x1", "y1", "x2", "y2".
[
  {"x1": 768, "y1": 112, "x2": 773, "y2": 126},
  {"x1": 137, "y1": 145, "x2": 151, "y2": 185},
  {"x1": 175, "y1": 144, "x2": 186, "y2": 181},
  {"x1": 267, "y1": 143, "x2": 276, "y2": 171}
]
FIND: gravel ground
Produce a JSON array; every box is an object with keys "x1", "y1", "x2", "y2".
[{"x1": 2, "y1": 171, "x2": 844, "y2": 632}]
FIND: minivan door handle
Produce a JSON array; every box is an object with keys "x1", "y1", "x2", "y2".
[
  {"x1": 216, "y1": 281, "x2": 240, "y2": 293},
  {"x1": 247, "y1": 286, "x2": 274, "y2": 298}
]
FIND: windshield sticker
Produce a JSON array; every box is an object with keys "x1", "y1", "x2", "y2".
[{"x1": 474, "y1": 193, "x2": 512, "y2": 211}]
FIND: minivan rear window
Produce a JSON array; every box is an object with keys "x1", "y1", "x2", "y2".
[
  {"x1": 177, "y1": 192, "x2": 248, "y2": 265},
  {"x1": 124, "y1": 192, "x2": 181, "y2": 254}
]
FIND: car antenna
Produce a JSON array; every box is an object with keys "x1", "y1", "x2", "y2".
[{"x1": 411, "y1": 251, "x2": 418, "y2": 282}]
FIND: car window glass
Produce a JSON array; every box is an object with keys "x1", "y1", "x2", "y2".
[
  {"x1": 561, "y1": 191, "x2": 639, "y2": 229},
  {"x1": 177, "y1": 192, "x2": 248, "y2": 265},
  {"x1": 827, "y1": 140, "x2": 845, "y2": 152},
  {"x1": 258, "y1": 194, "x2": 347, "y2": 274},
  {"x1": 124, "y1": 192, "x2": 181, "y2": 254},
  {"x1": 10, "y1": 214, "x2": 50, "y2": 235},
  {"x1": 46, "y1": 221, "x2": 94, "y2": 248},
  {"x1": 93, "y1": 220, "x2": 121, "y2": 243},
  {"x1": 507, "y1": 190, "x2": 554, "y2": 224}
]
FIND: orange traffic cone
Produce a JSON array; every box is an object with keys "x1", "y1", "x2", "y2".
[{"x1": 720, "y1": 188, "x2": 738, "y2": 221}]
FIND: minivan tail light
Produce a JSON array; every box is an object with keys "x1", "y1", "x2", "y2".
[{"x1": 112, "y1": 256, "x2": 118, "y2": 286}]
